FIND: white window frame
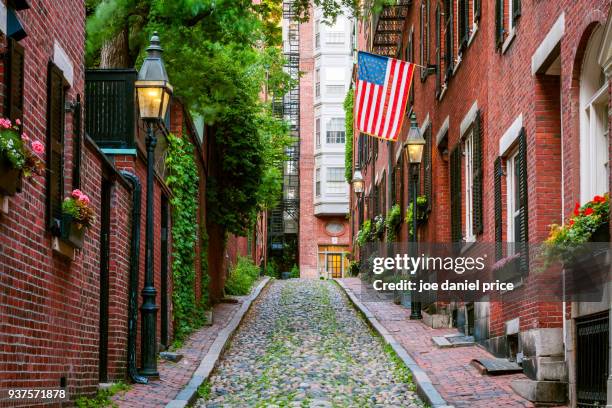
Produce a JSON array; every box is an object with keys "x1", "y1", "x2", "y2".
[
  {"x1": 315, "y1": 20, "x2": 320, "y2": 49},
  {"x1": 327, "y1": 167, "x2": 346, "y2": 194},
  {"x1": 315, "y1": 68, "x2": 321, "y2": 98},
  {"x1": 508, "y1": 0, "x2": 515, "y2": 32},
  {"x1": 506, "y1": 150, "x2": 521, "y2": 251},
  {"x1": 326, "y1": 118, "x2": 346, "y2": 144},
  {"x1": 315, "y1": 117, "x2": 321, "y2": 148},
  {"x1": 464, "y1": 131, "x2": 475, "y2": 242},
  {"x1": 315, "y1": 168, "x2": 321, "y2": 197}
]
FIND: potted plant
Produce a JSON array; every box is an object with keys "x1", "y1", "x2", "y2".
[
  {"x1": 373, "y1": 214, "x2": 385, "y2": 241},
  {"x1": 544, "y1": 194, "x2": 609, "y2": 265},
  {"x1": 0, "y1": 118, "x2": 44, "y2": 196},
  {"x1": 356, "y1": 219, "x2": 373, "y2": 247},
  {"x1": 405, "y1": 195, "x2": 429, "y2": 236},
  {"x1": 385, "y1": 204, "x2": 402, "y2": 241},
  {"x1": 60, "y1": 189, "x2": 95, "y2": 249}
]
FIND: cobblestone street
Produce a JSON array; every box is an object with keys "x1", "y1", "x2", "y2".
[{"x1": 196, "y1": 280, "x2": 423, "y2": 408}]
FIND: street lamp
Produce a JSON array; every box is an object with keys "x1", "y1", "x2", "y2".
[
  {"x1": 403, "y1": 112, "x2": 425, "y2": 320},
  {"x1": 136, "y1": 31, "x2": 173, "y2": 378},
  {"x1": 352, "y1": 168, "x2": 364, "y2": 197}
]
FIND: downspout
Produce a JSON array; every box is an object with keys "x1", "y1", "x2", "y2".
[{"x1": 120, "y1": 170, "x2": 148, "y2": 384}]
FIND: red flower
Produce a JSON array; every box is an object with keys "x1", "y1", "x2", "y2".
[
  {"x1": 584, "y1": 207, "x2": 594, "y2": 216},
  {"x1": 593, "y1": 195, "x2": 606, "y2": 203},
  {"x1": 568, "y1": 219, "x2": 575, "y2": 227},
  {"x1": 573, "y1": 203, "x2": 581, "y2": 216}
]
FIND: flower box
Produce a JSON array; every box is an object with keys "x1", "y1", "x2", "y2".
[
  {"x1": 0, "y1": 157, "x2": 22, "y2": 196},
  {"x1": 590, "y1": 222, "x2": 609, "y2": 242},
  {"x1": 60, "y1": 214, "x2": 86, "y2": 249}
]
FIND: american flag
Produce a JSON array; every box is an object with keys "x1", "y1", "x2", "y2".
[{"x1": 355, "y1": 52, "x2": 416, "y2": 142}]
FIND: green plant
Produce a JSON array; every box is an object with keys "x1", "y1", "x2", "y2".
[
  {"x1": 544, "y1": 194, "x2": 609, "y2": 263},
  {"x1": 290, "y1": 264, "x2": 300, "y2": 278},
  {"x1": 196, "y1": 380, "x2": 212, "y2": 400},
  {"x1": 356, "y1": 219, "x2": 373, "y2": 247},
  {"x1": 62, "y1": 189, "x2": 95, "y2": 228},
  {"x1": 344, "y1": 88, "x2": 354, "y2": 183},
  {"x1": 75, "y1": 381, "x2": 130, "y2": 408},
  {"x1": 385, "y1": 204, "x2": 402, "y2": 241},
  {"x1": 225, "y1": 256, "x2": 260, "y2": 295},
  {"x1": 373, "y1": 214, "x2": 385, "y2": 240},
  {"x1": 265, "y1": 259, "x2": 279, "y2": 278},
  {"x1": 0, "y1": 118, "x2": 44, "y2": 177},
  {"x1": 405, "y1": 195, "x2": 428, "y2": 236},
  {"x1": 347, "y1": 260, "x2": 360, "y2": 277},
  {"x1": 166, "y1": 132, "x2": 207, "y2": 342}
]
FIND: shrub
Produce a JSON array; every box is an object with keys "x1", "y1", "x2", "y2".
[
  {"x1": 385, "y1": 204, "x2": 402, "y2": 241},
  {"x1": 290, "y1": 264, "x2": 299, "y2": 278},
  {"x1": 225, "y1": 256, "x2": 260, "y2": 295},
  {"x1": 265, "y1": 259, "x2": 279, "y2": 278}
]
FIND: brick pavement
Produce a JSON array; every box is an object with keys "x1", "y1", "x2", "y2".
[
  {"x1": 339, "y1": 278, "x2": 568, "y2": 408},
  {"x1": 112, "y1": 302, "x2": 241, "y2": 408}
]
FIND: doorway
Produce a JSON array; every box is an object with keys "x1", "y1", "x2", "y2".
[
  {"x1": 98, "y1": 179, "x2": 112, "y2": 382},
  {"x1": 317, "y1": 245, "x2": 348, "y2": 278}
]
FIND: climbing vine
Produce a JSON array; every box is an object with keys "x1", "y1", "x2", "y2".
[
  {"x1": 344, "y1": 88, "x2": 354, "y2": 183},
  {"x1": 166, "y1": 132, "x2": 206, "y2": 341}
]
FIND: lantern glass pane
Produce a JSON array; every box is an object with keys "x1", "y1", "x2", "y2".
[{"x1": 137, "y1": 86, "x2": 163, "y2": 120}]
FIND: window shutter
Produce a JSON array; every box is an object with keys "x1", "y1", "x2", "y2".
[
  {"x1": 450, "y1": 146, "x2": 462, "y2": 242},
  {"x1": 6, "y1": 38, "x2": 25, "y2": 123},
  {"x1": 391, "y1": 163, "x2": 397, "y2": 204},
  {"x1": 474, "y1": 0, "x2": 481, "y2": 21},
  {"x1": 423, "y1": 126, "x2": 432, "y2": 212},
  {"x1": 472, "y1": 110, "x2": 483, "y2": 235},
  {"x1": 409, "y1": 28, "x2": 415, "y2": 106},
  {"x1": 72, "y1": 94, "x2": 82, "y2": 188},
  {"x1": 494, "y1": 157, "x2": 503, "y2": 260},
  {"x1": 444, "y1": 0, "x2": 454, "y2": 78},
  {"x1": 517, "y1": 128, "x2": 529, "y2": 273},
  {"x1": 459, "y1": 0, "x2": 469, "y2": 50},
  {"x1": 512, "y1": 0, "x2": 521, "y2": 24},
  {"x1": 46, "y1": 62, "x2": 66, "y2": 229},
  {"x1": 495, "y1": 0, "x2": 504, "y2": 49},
  {"x1": 435, "y1": 5, "x2": 441, "y2": 97}
]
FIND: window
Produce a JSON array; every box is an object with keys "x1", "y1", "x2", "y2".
[
  {"x1": 450, "y1": 146, "x2": 462, "y2": 242},
  {"x1": 435, "y1": 5, "x2": 442, "y2": 97},
  {"x1": 327, "y1": 167, "x2": 346, "y2": 194},
  {"x1": 409, "y1": 27, "x2": 415, "y2": 106},
  {"x1": 496, "y1": 0, "x2": 520, "y2": 49},
  {"x1": 444, "y1": 0, "x2": 454, "y2": 79},
  {"x1": 326, "y1": 85, "x2": 345, "y2": 95},
  {"x1": 326, "y1": 118, "x2": 345, "y2": 144},
  {"x1": 420, "y1": 0, "x2": 430, "y2": 81},
  {"x1": 315, "y1": 20, "x2": 320, "y2": 48},
  {"x1": 326, "y1": 32, "x2": 344, "y2": 44},
  {"x1": 464, "y1": 131, "x2": 475, "y2": 241},
  {"x1": 509, "y1": 0, "x2": 521, "y2": 32},
  {"x1": 315, "y1": 168, "x2": 321, "y2": 197},
  {"x1": 579, "y1": 26, "x2": 609, "y2": 203},
  {"x1": 315, "y1": 68, "x2": 321, "y2": 97},
  {"x1": 506, "y1": 151, "x2": 521, "y2": 246},
  {"x1": 458, "y1": 0, "x2": 469, "y2": 50},
  {"x1": 5, "y1": 38, "x2": 25, "y2": 123},
  {"x1": 46, "y1": 62, "x2": 67, "y2": 229},
  {"x1": 380, "y1": 172, "x2": 386, "y2": 216},
  {"x1": 423, "y1": 126, "x2": 432, "y2": 209},
  {"x1": 315, "y1": 117, "x2": 321, "y2": 148}
]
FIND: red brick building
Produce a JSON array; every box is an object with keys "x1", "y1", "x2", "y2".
[
  {"x1": 352, "y1": 0, "x2": 611, "y2": 405},
  {"x1": 0, "y1": 1, "x2": 264, "y2": 404}
]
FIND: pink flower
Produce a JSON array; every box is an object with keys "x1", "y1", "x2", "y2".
[
  {"x1": 79, "y1": 195, "x2": 90, "y2": 204},
  {"x1": 32, "y1": 141, "x2": 44, "y2": 154},
  {"x1": 0, "y1": 118, "x2": 11, "y2": 129},
  {"x1": 15, "y1": 119, "x2": 21, "y2": 125},
  {"x1": 71, "y1": 189, "x2": 84, "y2": 199},
  {"x1": 21, "y1": 133, "x2": 29, "y2": 142}
]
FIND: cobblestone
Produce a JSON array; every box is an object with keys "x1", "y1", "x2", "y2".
[{"x1": 196, "y1": 280, "x2": 423, "y2": 407}]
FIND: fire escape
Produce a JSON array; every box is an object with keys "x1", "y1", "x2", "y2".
[
  {"x1": 268, "y1": 0, "x2": 300, "y2": 264},
  {"x1": 371, "y1": 1, "x2": 410, "y2": 57}
]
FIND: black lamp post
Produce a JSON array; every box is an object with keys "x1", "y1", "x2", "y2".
[
  {"x1": 135, "y1": 32, "x2": 173, "y2": 378},
  {"x1": 404, "y1": 112, "x2": 425, "y2": 320}
]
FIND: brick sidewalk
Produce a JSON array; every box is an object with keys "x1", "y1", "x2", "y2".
[
  {"x1": 339, "y1": 278, "x2": 567, "y2": 408},
  {"x1": 111, "y1": 301, "x2": 241, "y2": 408}
]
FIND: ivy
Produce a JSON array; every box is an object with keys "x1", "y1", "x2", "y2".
[
  {"x1": 344, "y1": 88, "x2": 354, "y2": 183},
  {"x1": 385, "y1": 204, "x2": 401, "y2": 242},
  {"x1": 165, "y1": 132, "x2": 207, "y2": 342}
]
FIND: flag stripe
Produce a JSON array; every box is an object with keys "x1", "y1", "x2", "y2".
[
  {"x1": 388, "y1": 62, "x2": 409, "y2": 141},
  {"x1": 374, "y1": 61, "x2": 392, "y2": 136},
  {"x1": 361, "y1": 82, "x2": 373, "y2": 131},
  {"x1": 382, "y1": 59, "x2": 399, "y2": 139}
]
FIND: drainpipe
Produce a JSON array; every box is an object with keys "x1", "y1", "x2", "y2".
[{"x1": 120, "y1": 171, "x2": 148, "y2": 384}]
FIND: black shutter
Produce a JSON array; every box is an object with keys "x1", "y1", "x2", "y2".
[
  {"x1": 400, "y1": 154, "x2": 405, "y2": 216},
  {"x1": 358, "y1": 133, "x2": 363, "y2": 167},
  {"x1": 391, "y1": 163, "x2": 397, "y2": 204},
  {"x1": 459, "y1": 0, "x2": 469, "y2": 50},
  {"x1": 495, "y1": 0, "x2": 504, "y2": 49},
  {"x1": 381, "y1": 173, "x2": 386, "y2": 216},
  {"x1": 6, "y1": 38, "x2": 25, "y2": 123},
  {"x1": 450, "y1": 146, "x2": 462, "y2": 242},
  {"x1": 517, "y1": 128, "x2": 529, "y2": 272},
  {"x1": 409, "y1": 27, "x2": 415, "y2": 106},
  {"x1": 359, "y1": 196, "x2": 364, "y2": 228},
  {"x1": 494, "y1": 157, "x2": 503, "y2": 260},
  {"x1": 444, "y1": 0, "x2": 454, "y2": 79},
  {"x1": 423, "y1": 126, "x2": 432, "y2": 212},
  {"x1": 435, "y1": 5, "x2": 441, "y2": 97},
  {"x1": 472, "y1": 110, "x2": 483, "y2": 235},
  {"x1": 72, "y1": 94, "x2": 82, "y2": 188},
  {"x1": 512, "y1": 0, "x2": 521, "y2": 24},
  {"x1": 474, "y1": 0, "x2": 481, "y2": 21},
  {"x1": 46, "y1": 62, "x2": 66, "y2": 229}
]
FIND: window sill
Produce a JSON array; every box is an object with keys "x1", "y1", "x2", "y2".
[
  {"x1": 502, "y1": 28, "x2": 516, "y2": 54},
  {"x1": 467, "y1": 23, "x2": 479, "y2": 47},
  {"x1": 453, "y1": 54, "x2": 463, "y2": 76},
  {"x1": 460, "y1": 239, "x2": 477, "y2": 255},
  {"x1": 438, "y1": 83, "x2": 448, "y2": 101},
  {"x1": 52, "y1": 237, "x2": 76, "y2": 260}
]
